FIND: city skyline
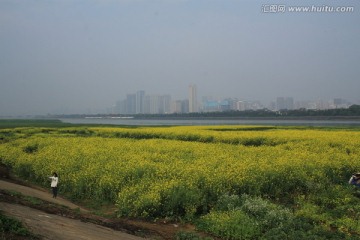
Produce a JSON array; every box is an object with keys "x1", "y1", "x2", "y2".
[
  {"x1": 1, "y1": 1, "x2": 359, "y2": 116},
  {"x1": 109, "y1": 85, "x2": 354, "y2": 116}
]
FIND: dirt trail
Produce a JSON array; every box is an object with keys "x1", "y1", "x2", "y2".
[
  {"x1": 0, "y1": 202, "x2": 143, "y2": 240},
  {"x1": 0, "y1": 180, "x2": 88, "y2": 212},
  {"x1": 0, "y1": 180, "x2": 145, "y2": 240}
]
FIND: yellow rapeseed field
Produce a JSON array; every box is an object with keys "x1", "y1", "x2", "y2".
[{"x1": 1, "y1": 125, "x2": 360, "y2": 238}]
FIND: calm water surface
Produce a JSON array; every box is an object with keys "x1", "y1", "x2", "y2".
[{"x1": 59, "y1": 118, "x2": 360, "y2": 127}]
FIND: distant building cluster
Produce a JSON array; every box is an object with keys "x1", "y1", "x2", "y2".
[
  {"x1": 111, "y1": 85, "x2": 353, "y2": 115},
  {"x1": 114, "y1": 91, "x2": 172, "y2": 114},
  {"x1": 201, "y1": 97, "x2": 264, "y2": 112},
  {"x1": 113, "y1": 85, "x2": 198, "y2": 114},
  {"x1": 270, "y1": 97, "x2": 352, "y2": 111}
]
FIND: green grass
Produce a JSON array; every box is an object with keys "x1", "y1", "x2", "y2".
[
  {"x1": 0, "y1": 119, "x2": 73, "y2": 129},
  {"x1": 0, "y1": 119, "x2": 152, "y2": 129},
  {"x1": 0, "y1": 211, "x2": 39, "y2": 239}
]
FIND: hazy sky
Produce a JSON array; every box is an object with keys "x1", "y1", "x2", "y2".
[{"x1": 1, "y1": 0, "x2": 359, "y2": 115}]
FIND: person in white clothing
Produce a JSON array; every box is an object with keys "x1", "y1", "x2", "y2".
[
  {"x1": 349, "y1": 173, "x2": 360, "y2": 188},
  {"x1": 49, "y1": 172, "x2": 59, "y2": 198}
]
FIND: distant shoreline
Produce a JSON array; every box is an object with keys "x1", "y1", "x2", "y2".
[
  {"x1": 2, "y1": 105, "x2": 360, "y2": 121},
  {"x1": 130, "y1": 116, "x2": 360, "y2": 121},
  {"x1": 1, "y1": 117, "x2": 360, "y2": 128},
  {"x1": 58, "y1": 115, "x2": 360, "y2": 121},
  {"x1": 2, "y1": 115, "x2": 360, "y2": 121},
  {"x1": 57, "y1": 117, "x2": 360, "y2": 127}
]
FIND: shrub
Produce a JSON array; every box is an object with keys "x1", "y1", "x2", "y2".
[
  {"x1": 197, "y1": 210, "x2": 260, "y2": 239},
  {"x1": 23, "y1": 144, "x2": 38, "y2": 154},
  {"x1": 161, "y1": 185, "x2": 201, "y2": 220},
  {"x1": 214, "y1": 194, "x2": 242, "y2": 211}
]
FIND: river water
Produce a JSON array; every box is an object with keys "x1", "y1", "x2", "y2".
[{"x1": 59, "y1": 118, "x2": 360, "y2": 127}]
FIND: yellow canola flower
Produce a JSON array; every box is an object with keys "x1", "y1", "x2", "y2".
[{"x1": 0, "y1": 126, "x2": 359, "y2": 218}]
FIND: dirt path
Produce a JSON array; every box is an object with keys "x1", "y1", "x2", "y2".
[
  {"x1": 0, "y1": 202, "x2": 143, "y2": 240},
  {"x1": 0, "y1": 180, "x2": 145, "y2": 240},
  {"x1": 0, "y1": 180, "x2": 88, "y2": 212}
]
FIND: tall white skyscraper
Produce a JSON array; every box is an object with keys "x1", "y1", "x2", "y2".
[{"x1": 189, "y1": 84, "x2": 198, "y2": 113}]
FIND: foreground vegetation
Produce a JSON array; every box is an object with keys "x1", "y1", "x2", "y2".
[
  {"x1": 0, "y1": 211, "x2": 39, "y2": 240},
  {"x1": 1, "y1": 121, "x2": 360, "y2": 239}
]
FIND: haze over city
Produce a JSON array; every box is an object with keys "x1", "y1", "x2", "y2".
[{"x1": 1, "y1": 0, "x2": 359, "y2": 116}]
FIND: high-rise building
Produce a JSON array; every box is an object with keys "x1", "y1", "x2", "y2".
[
  {"x1": 159, "y1": 95, "x2": 171, "y2": 114},
  {"x1": 182, "y1": 99, "x2": 189, "y2": 113},
  {"x1": 143, "y1": 95, "x2": 157, "y2": 114},
  {"x1": 285, "y1": 97, "x2": 294, "y2": 110},
  {"x1": 189, "y1": 84, "x2": 198, "y2": 113},
  {"x1": 236, "y1": 101, "x2": 248, "y2": 111},
  {"x1": 148, "y1": 95, "x2": 159, "y2": 114},
  {"x1": 126, "y1": 94, "x2": 136, "y2": 114},
  {"x1": 143, "y1": 95, "x2": 171, "y2": 114},
  {"x1": 276, "y1": 97, "x2": 294, "y2": 110},
  {"x1": 172, "y1": 100, "x2": 183, "y2": 113},
  {"x1": 115, "y1": 100, "x2": 127, "y2": 114},
  {"x1": 171, "y1": 99, "x2": 189, "y2": 113},
  {"x1": 276, "y1": 97, "x2": 285, "y2": 110},
  {"x1": 136, "y1": 90, "x2": 145, "y2": 114}
]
